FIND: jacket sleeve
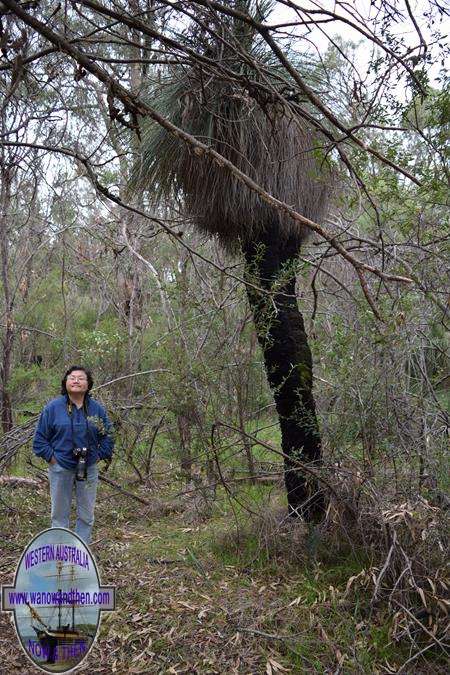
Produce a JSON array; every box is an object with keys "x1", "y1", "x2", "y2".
[
  {"x1": 33, "y1": 407, "x2": 55, "y2": 462},
  {"x1": 97, "y1": 405, "x2": 114, "y2": 460}
]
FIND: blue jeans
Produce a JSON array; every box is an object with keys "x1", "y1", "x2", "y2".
[{"x1": 48, "y1": 461, "x2": 99, "y2": 544}]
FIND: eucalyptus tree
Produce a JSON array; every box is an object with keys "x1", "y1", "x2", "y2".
[{"x1": 131, "y1": 2, "x2": 332, "y2": 519}]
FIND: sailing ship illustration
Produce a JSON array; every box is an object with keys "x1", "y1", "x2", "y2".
[{"x1": 25, "y1": 559, "x2": 96, "y2": 666}]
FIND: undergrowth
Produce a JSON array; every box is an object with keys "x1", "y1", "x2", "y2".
[{"x1": 0, "y1": 463, "x2": 448, "y2": 674}]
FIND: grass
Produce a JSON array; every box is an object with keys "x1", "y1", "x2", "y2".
[{"x1": 0, "y1": 454, "x2": 446, "y2": 674}]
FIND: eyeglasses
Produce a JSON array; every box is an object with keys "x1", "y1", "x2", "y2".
[{"x1": 67, "y1": 376, "x2": 87, "y2": 382}]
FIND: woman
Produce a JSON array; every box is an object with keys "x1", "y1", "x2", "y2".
[{"x1": 33, "y1": 366, "x2": 114, "y2": 544}]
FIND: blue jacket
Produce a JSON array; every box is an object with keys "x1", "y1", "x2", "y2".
[{"x1": 33, "y1": 395, "x2": 114, "y2": 469}]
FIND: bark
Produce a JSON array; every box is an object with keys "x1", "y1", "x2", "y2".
[
  {"x1": 243, "y1": 223, "x2": 325, "y2": 520},
  {"x1": 0, "y1": 164, "x2": 13, "y2": 433}
]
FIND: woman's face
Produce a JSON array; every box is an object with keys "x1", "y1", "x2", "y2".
[{"x1": 66, "y1": 370, "x2": 89, "y2": 396}]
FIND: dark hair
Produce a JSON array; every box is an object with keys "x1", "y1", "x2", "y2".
[{"x1": 61, "y1": 366, "x2": 93, "y2": 395}]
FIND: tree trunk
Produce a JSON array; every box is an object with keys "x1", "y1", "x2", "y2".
[
  {"x1": 0, "y1": 162, "x2": 14, "y2": 433},
  {"x1": 242, "y1": 224, "x2": 324, "y2": 521}
]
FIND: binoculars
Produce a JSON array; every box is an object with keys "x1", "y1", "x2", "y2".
[{"x1": 73, "y1": 447, "x2": 88, "y2": 481}]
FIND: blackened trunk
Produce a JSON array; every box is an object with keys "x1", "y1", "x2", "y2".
[{"x1": 243, "y1": 224, "x2": 324, "y2": 520}]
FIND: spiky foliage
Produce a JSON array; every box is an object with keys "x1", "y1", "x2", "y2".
[{"x1": 130, "y1": 2, "x2": 332, "y2": 247}]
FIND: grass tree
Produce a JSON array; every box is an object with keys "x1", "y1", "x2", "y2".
[{"x1": 131, "y1": 3, "x2": 332, "y2": 520}]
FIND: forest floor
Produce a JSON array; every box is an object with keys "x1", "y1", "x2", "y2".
[{"x1": 0, "y1": 468, "x2": 447, "y2": 674}]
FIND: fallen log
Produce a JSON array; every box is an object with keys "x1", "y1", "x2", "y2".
[{"x1": 0, "y1": 475, "x2": 40, "y2": 487}]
